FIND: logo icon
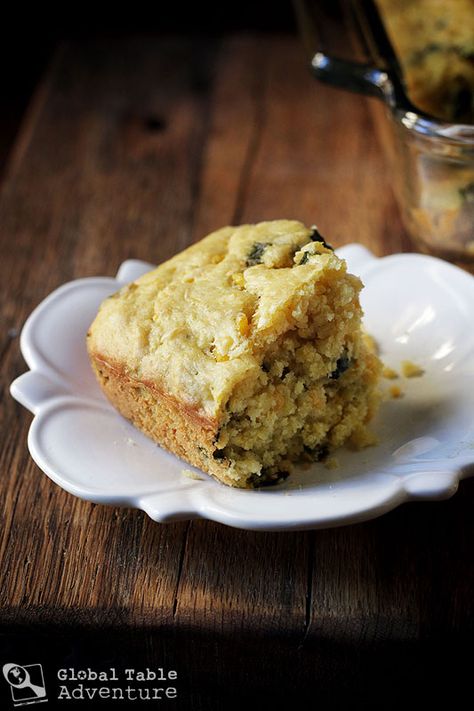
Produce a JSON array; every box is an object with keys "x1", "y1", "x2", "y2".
[{"x1": 2, "y1": 663, "x2": 47, "y2": 707}]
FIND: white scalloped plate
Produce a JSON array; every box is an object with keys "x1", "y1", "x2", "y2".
[{"x1": 10, "y1": 246, "x2": 474, "y2": 530}]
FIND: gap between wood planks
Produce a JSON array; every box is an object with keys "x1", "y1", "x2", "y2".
[
  {"x1": 173, "y1": 521, "x2": 192, "y2": 619},
  {"x1": 300, "y1": 530, "x2": 315, "y2": 647}
]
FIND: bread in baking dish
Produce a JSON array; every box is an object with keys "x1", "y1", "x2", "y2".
[
  {"x1": 87, "y1": 220, "x2": 381, "y2": 488},
  {"x1": 376, "y1": 0, "x2": 474, "y2": 123}
]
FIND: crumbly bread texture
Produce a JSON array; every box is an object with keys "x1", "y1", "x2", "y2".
[{"x1": 87, "y1": 220, "x2": 382, "y2": 488}]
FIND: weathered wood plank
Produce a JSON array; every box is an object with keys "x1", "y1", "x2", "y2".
[{"x1": 0, "y1": 36, "x2": 223, "y2": 625}]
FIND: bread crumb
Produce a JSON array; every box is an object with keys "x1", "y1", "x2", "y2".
[
  {"x1": 382, "y1": 366, "x2": 399, "y2": 380},
  {"x1": 324, "y1": 456, "x2": 339, "y2": 470},
  {"x1": 349, "y1": 425, "x2": 379, "y2": 448},
  {"x1": 401, "y1": 360, "x2": 425, "y2": 378},
  {"x1": 389, "y1": 384, "x2": 403, "y2": 399},
  {"x1": 182, "y1": 469, "x2": 204, "y2": 481}
]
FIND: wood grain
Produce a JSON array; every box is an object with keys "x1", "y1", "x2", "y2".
[
  {"x1": 0, "y1": 23, "x2": 473, "y2": 709},
  {"x1": 0, "y1": 36, "x2": 223, "y2": 627}
]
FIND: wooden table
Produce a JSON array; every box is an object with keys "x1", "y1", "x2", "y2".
[{"x1": 1, "y1": 28, "x2": 473, "y2": 710}]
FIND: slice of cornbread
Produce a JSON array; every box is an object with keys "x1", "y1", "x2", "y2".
[{"x1": 87, "y1": 220, "x2": 381, "y2": 488}]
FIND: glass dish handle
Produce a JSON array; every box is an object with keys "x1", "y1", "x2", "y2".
[{"x1": 311, "y1": 52, "x2": 396, "y2": 104}]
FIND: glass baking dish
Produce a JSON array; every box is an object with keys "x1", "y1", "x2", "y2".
[{"x1": 295, "y1": 0, "x2": 474, "y2": 268}]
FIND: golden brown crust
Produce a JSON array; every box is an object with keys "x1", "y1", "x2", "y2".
[
  {"x1": 91, "y1": 355, "x2": 217, "y2": 431},
  {"x1": 89, "y1": 354, "x2": 249, "y2": 488}
]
